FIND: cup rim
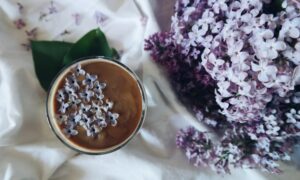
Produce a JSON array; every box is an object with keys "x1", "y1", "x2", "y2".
[{"x1": 46, "y1": 56, "x2": 147, "y2": 155}]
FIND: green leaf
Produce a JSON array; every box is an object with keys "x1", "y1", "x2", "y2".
[
  {"x1": 31, "y1": 41, "x2": 73, "y2": 90},
  {"x1": 63, "y1": 28, "x2": 114, "y2": 65},
  {"x1": 31, "y1": 28, "x2": 119, "y2": 92},
  {"x1": 112, "y1": 48, "x2": 120, "y2": 60}
]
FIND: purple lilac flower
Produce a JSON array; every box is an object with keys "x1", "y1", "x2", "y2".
[
  {"x1": 39, "y1": 12, "x2": 47, "y2": 21},
  {"x1": 72, "y1": 13, "x2": 82, "y2": 26},
  {"x1": 17, "y1": 2, "x2": 24, "y2": 13},
  {"x1": 14, "y1": 19, "x2": 26, "y2": 29},
  {"x1": 25, "y1": 28, "x2": 38, "y2": 40},
  {"x1": 21, "y1": 43, "x2": 31, "y2": 51},
  {"x1": 146, "y1": 0, "x2": 300, "y2": 174},
  {"x1": 48, "y1": 1, "x2": 58, "y2": 14},
  {"x1": 94, "y1": 10, "x2": 108, "y2": 25},
  {"x1": 60, "y1": 30, "x2": 71, "y2": 36}
]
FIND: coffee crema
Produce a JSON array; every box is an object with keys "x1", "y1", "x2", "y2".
[{"x1": 47, "y1": 58, "x2": 145, "y2": 153}]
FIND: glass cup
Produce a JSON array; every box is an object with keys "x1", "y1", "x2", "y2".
[{"x1": 46, "y1": 56, "x2": 147, "y2": 154}]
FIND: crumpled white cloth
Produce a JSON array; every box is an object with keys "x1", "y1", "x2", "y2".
[{"x1": 0, "y1": 0, "x2": 300, "y2": 179}]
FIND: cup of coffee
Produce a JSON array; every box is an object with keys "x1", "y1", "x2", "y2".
[{"x1": 46, "y1": 57, "x2": 146, "y2": 154}]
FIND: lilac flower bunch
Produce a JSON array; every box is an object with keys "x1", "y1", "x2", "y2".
[
  {"x1": 145, "y1": 0, "x2": 300, "y2": 174},
  {"x1": 55, "y1": 64, "x2": 119, "y2": 138}
]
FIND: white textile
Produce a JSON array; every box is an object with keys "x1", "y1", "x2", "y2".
[{"x1": 0, "y1": 0, "x2": 299, "y2": 179}]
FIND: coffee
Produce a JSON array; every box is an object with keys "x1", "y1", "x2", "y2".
[{"x1": 47, "y1": 57, "x2": 145, "y2": 154}]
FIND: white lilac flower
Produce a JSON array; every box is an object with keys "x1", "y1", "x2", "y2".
[
  {"x1": 171, "y1": 14, "x2": 184, "y2": 44},
  {"x1": 215, "y1": 91, "x2": 229, "y2": 109},
  {"x1": 283, "y1": 49, "x2": 300, "y2": 65},
  {"x1": 242, "y1": 17, "x2": 262, "y2": 34},
  {"x1": 101, "y1": 99, "x2": 114, "y2": 112},
  {"x1": 198, "y1": 11, "x2": 214, "y2": 33},
  {"x1": 55, "y1": 114, "x2": 67, "y2": 125},
  {"x1": 226, "y1": 68, "x2": 248, "y2": 86},
  {"x1": 79, "y1": 113, "x2": 92, "y2": 128},
  {"x1": 94, "y1": 81, "x2": 106, "y2": 93},
  {"x1": 252, "y1": 154, "x2": 261, "y2": 164},
  {"x1": 66, "y1": 74, "x2": 80, "y2": 90},
  {"x1": 59, "y1": 102, "x2": 69, "y2": 113},
  {"x1": 211, "y1": 21, "x2": 223, "y2": 33},
  {"x1": 107, "y1": 111, "x2": 119, "y2": 126},
  {"x1": 191, "y1": 49, "x2": 201, "y2": 59},
  {"x1": 208, "y1": 52, "x2": 225, "y2": 67},
  {"x1": 197, "y1": 35, "x2": 213, "y2": 48},
  {"x1": 263, "y1": 114, "x2": 277, "y2": 128},
  {"x1": 188, "y1": 25, "x2": 202, "y2": 47},
  {"x1": 256, "y1": 137, "x2": 270, "y2": 152},
  {"x1": 183, "y1": 7, "x2": 195, "y2": 22},
  {"x1": 217, "y1": 81, "x2": 232, "y2": 98},
  {"x1": 86, "y1": 124, "x2": 101, "y2": 137},
  {"x1": 238, "y1": 82, "x2": 252, "y2": 96},
  {"x1": 264, "y1": 75, "x2": 290, "y2": 88},
  {"x1": 240, "y1": 0, "x2": 262, "y2": 10},
  {"x1": 292, "y1": 92, "x2": 300, "y2": 104},
  {"x1": 295, "y1": 42, "x2": 300, "y2": 51},
  {"x1": 68, "y1": 96, "x2": 81, "y2": 109},
  {"x1": 282, "y1": 153, "x2": 291, "y2": 161},
  {"x1": 79, "y1": 103, "x2": 91, "y2": 114},
  {"x1": 229, "y1": 96, "x2": 249, "y2": 110},
  {"x1": 82, "y1": 73, "x2": 97, "y2": 88},
  {"x1": 74, "y1": 64, "x2": 85, "y2": 76},
  {"x1": 280, "y1": 17, "x2": 300, "y2": 39},
  {"x1": 91, "y1": 101, "x2": 101, "y2": 113},
  {"x1": 79, "y1": 87, "x2": 94, "y2": 102},
  {"x1": 251, "y1": 60, "x2": 278, "y2": 83},
  {"x1": 260, "y1": 39, "x2": 286, "y2": 59},
  {"x1": 63, "y1": 126, "x2": 78, "y2": 137},
  {"x1": 208, "y1": 0, "x2": 228, "y2": 14},
  {"x1": 64, "y1": 86, "x2": 78, "y2": 98},
  {"x1": 227, "y1": 39, "x2": 244, "y2": 57},
  {"x1": 266, "y1": 125, "x2": 280, "y2": 136},
  {"x1": 95, "y1": 114, "x2": 107, "y2": 128},
  {"x1": 203, "y1": 117, "x2": 217, "y2": 127},
  {"x1": 256, "y1": 124, "x2": 265, "y2": 134},
  {"x1": 95, "y1": 93, "x2": 104, "y2": 104},
  {"x1": 56, "y1": 89, "x2": 65, "y2": 102},
  {"x1": 249, "y1": 133, "x2": 258, "y2": 140},
  {"x1": 286, "y1": 109, "x2": 300, "y2": 124},
  {"x1": 68, "y1": 112, "x2": 81, "y2": 124}
]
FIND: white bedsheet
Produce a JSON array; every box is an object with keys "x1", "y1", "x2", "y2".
[{"x1": 0, "y1": 0, "x2": 299, "y2": 179}]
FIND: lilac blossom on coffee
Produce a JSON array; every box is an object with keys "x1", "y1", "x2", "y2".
[
  {"x1": 55, "y1": 64, "x2": 119, "y2": 138},
  {"x1": 145, "y1": 0, "x2": 300, "y2": 174}
]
